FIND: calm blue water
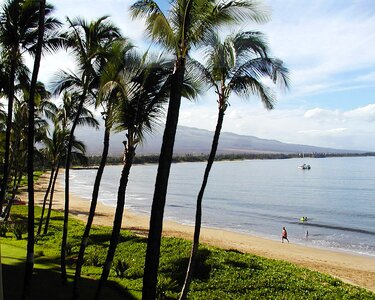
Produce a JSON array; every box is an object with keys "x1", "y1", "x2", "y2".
[{"x1": 64, "y1": 157, "x2": 375, "y2": 257}]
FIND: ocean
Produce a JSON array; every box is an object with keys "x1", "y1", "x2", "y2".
[{"x1": 63, "y1": 156, "x2": 375, "y2": 257}]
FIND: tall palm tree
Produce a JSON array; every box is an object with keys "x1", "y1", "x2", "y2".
[
  {"x1": 2, "y1": 82, "x2": 51, "y2": 221},
  {"x1": 0, "y1": 0, "x2": 61, "y2": 212},
  {"x1": 131, "y1": 0, "x2": 269, "y2": 297},
  {"x1": 94, "y1": 52, "x2": 174, "y2": 300},
  {"x1": 37, "y1": 124, "x2": 87, "y2": 235},
  {"x1": 37, "y1": 91, "x2": 95, "y2": 237},
  {"x1": 22, "y1": 1, "x2": 47, "y2": 297},
  {"x1": 53, "y1": 16, "x2": 121, "y2": 283},
  {"x1": 42, "y1": 133, "x2": 87, "y2": 236},
  {"x1": 37, "y1": 125, "x2": 65, "y2": 235},
  {"x1": 179, "y1": 31, "x2": 289, "y2": 299},
  {"x1": 72, "y1": 39, "x2": 134, "y2": 299}
]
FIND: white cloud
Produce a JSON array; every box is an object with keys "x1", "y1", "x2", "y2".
[
  {"x1": 302, "y1": 105, "x2": 375, "y2": 124},
  {"x1": 49, "y1": 0, "x2": 148, "y2": 47},
  {"x1": 304, "y1": 108, "x2": 341, "y2": 122},
  {"x1": 344, "y1": 104, "x2": 375, "y2": 122},
  {"x1": 253, "y1": 0, "x2": 375, "y2": 99},
  {"x1": 298, "y1": 128, "x2": 347, "y2": 136}
]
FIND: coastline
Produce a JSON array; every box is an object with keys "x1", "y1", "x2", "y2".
[{"x1": 27, "y1": 173, "x2": 375, "y2": 292}]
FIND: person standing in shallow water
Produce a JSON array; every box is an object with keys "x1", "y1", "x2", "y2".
[{"x1": 282, "y1": 226, "x2": 289, "y2": 243}]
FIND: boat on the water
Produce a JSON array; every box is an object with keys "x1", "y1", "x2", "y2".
[{"x1": 299, "y1": 163, "x2": 311, "y2": 170}]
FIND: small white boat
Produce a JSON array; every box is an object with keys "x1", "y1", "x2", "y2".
[{"x1": 299, "y1": 163, "x2": 311, "y2": 170}]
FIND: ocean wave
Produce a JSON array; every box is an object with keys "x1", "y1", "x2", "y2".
[{"x1": 291, "y1": 221, "x2": 375, "y2": 236}]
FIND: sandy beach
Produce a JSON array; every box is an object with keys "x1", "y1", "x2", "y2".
[{"x1": 25, "y1": 173, "x2": 375, "y2": 292}]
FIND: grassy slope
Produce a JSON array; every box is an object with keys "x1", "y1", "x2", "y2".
[{"x1": 1, "y1": 206, "x2": 374, "y2": 300}]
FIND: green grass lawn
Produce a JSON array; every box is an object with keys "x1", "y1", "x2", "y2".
[{"x1": 1, "y1": 206, "x2": 374, "y2": 299}]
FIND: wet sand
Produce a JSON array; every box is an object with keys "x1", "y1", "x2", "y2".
[{"x1": 25, "y1": 173, "x2": 375, "y2": 292}]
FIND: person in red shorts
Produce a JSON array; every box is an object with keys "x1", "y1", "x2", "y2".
[{"x1": 282, "y1": 226, "x2": 289, "y2": 243}]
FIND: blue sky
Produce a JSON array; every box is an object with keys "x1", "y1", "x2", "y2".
[{"x1": 18, "y1": 0, "x2": 375, "y2": 151}]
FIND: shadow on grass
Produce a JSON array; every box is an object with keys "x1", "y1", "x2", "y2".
[
  {"x1": 3, "y1": 259, "x2": 137, "y2": 300},
  {"x1": 86, "y1": 231, "x2": 146, "y2": 247},
  {"x1": 162, "y1": 248, "x2": 212, "y2": 286}
]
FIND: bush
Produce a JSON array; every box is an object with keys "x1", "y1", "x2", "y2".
[
  {"x1": 0, "y1": 222, "x2": 8, "y2": 237},
  {"x1": 12, "y1": 222, "x2": 26, "y2": 240},
  {"x1": 113, "y1": 259, "x2": 129, "y2": 278},
  {"x1": 65, "y1": 243, "x2": 73, "y2": 256},
  {"x1": 156, "y1": 276, "x2": 178, "y2": 300},
  {"x1": 85, "y1": 248, "x2": 105, "y2": 267}
]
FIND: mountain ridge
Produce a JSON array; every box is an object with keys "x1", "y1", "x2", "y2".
[{"x1": 76, "y1": 125, "x2": 363, "y2": 156}]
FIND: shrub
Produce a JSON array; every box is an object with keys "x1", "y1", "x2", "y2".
[
  {"x1": 0, "y1": 222, "x2": 8, "y2": 237},
  {"x1": 113, "y1": 259, "x2": 129, "y2": 278},
  {"x1": 85, "y1": 248, "x2": 105, "y2": 267},
  {"x1": 156, "y1": 276, "x2": 178, "y2": 300},
  {"x1": 65, "y1": 243, "x2": 73, "y2": 256},
  {"x1": 12, "y1": 222, "x2": 26, "y2": 240}
]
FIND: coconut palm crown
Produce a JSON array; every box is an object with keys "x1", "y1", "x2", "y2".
[{"x1": 196, "y1": 30, "x2": 289, "y2": 109}]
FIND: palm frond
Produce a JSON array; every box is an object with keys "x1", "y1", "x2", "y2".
[
  {"x1": 76, "y1": 116, "x2": 99, "y2": 129},
  {"x1": 187, "y1": 57, "x2": 216, "y2": 89},
  {"x1": 230, "y1": 75, "x2": 275, "y2": 109},
  {"x1": 51, "y1": 70, "x2": 83, "y2": 95},
  {"x1": 131, "y1": 0, "x2": 176, "y2": 50},
  {"x1": 231, "y1": 57, "x2": 289, "y2": 90},
  {"x1": 211, "y1": 0, "x2": 270, "y2": 25}
]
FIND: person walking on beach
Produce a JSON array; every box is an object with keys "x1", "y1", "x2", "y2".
[{"x1": 282, "y1": 226, "x2": 289, "y2": 243}]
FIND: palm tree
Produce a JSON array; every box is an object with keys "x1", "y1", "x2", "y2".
[
  {"x1": 2, "y1": 82, "x2": 51, "y2": 221},
  {"x1": 22, "y1": 1, "x2": 47, "y2": 297},
  {"x1": 37, "y1": 125, "x2": 66, "y2": 235},
  {"x1": 37, "y1": 124, "x2": 87, "y2": 235},
  {"x1": 94, "y1": 52, "x2": 173, "y2": 300},
  {"x1": 53, "y1": 16, "x2": 121, "y2": 283},
  {"x1": 72, "y1": 39, "x2": 134, "y2": 299},
  {"x1": 0, "y1": 0, "x2": 61, "y2": 212},
  {"x1": 179, "y1": 31, "x2": 289, "y2": 299},
  {"x1": 40, "y1": 125, "x2": 87, "y2": 236},
  {"x1": 37, "y1": 91, "x2": 97, "y2": 237},
  {"x1": 131, "y1": 0, "x2": 269, "y2": 297}
]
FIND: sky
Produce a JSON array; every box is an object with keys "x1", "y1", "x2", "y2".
[{"x1": 13, "y1": 0, "x2": 375, "y2": 151}]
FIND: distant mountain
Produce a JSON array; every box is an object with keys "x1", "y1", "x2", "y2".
[{"x1": 76, "y1": 125, "x2": 361, "y2": 156}]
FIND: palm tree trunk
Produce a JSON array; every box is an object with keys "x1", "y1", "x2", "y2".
[
  {"x1": 44, "y1": 166, "x2": 59, "y2": 235},
  {"x1": 1, "y1": 162, "x2": 19, "y2": 219},
  {"x1": 37, "y1": 168, "x2": 55, "y2": 235},
  {"x1": 179, "y1": 107, "x2": 225, "y2": 300},
  {"x1": 0, "y1": 52, "x2": 17, "y2": 213},
  {"x1": 21, "y1": 2, "x2": 46, "y2": 298},
  {"x1": 73, "y1": 126, "x2": 111, "y2": 299},
  {"x1": 61, "y1": 95, "x2": 86, "y2": 284},
  {"x1": 142, "y1": 58, "x2": 186, "y2": 300},
  {"x1": 3, "y1": 170, "x2": 23, "y2": 221},
  {"x1": 95, "y1": 143, "x2": 135, "y2": 300}
]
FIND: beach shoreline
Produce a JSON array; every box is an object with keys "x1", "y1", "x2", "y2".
[{"x1": 25, "y1": 173, "x2": 375, "y2": 292}]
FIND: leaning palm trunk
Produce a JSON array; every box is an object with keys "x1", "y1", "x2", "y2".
[
  {"x1": 142, "y1": 60, "x2": 186, "y2": 299},
  {"x1": 37, "y1": 168, "x2": 55, "y2": 235},
  {"x1": 3, "y1": 170, "x2": 23, "y2": 221},
  {"x1": 95, "y1": 143, "x2": 135, "y2": 300},
  {"x1": 73, "y1": 126, "x2": 111, "y2": 299},
  {"x1": 44, "y1": 166, "x2": 59, "y2": 235},
  {"x1": 61, "y1": 96, "x2": 86, "y2": 284},
  {"x1": 179, "y1": 107, "x2": 225, "y2": 300},
  {"x1": 22, "y1": 1, "x2": 46, "y2": 298}
]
